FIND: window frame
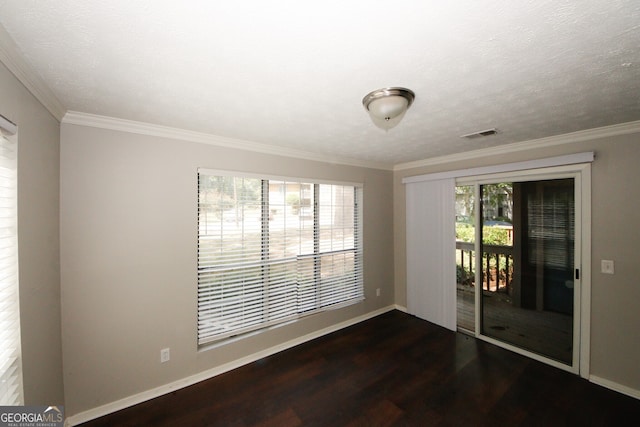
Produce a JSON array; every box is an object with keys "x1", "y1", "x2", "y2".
[{"x1": 197, "y1": 169, "x2": 364, "y2": 345}]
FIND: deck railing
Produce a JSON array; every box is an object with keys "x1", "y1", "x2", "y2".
[{"x1": 456, "y1": 241, "x2": 514, "y2": 293}]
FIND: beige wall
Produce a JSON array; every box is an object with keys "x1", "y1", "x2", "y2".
[
  {"x1": 0, "y1": 63, "x2": 64, "y2": 404},
  {"x1": 393, "y1": 134, "x2": 640, "y2": 393},
  {"x1": 60, "y1": 124, "x2": 394, "y2": 416}
]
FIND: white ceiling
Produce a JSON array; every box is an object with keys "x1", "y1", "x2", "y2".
[{"x1": 1, "y1": 1, "x2": 639, "y2": 167}]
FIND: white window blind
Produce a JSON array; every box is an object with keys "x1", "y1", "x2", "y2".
[
  {"x1": 197, "y1": 172, "x2": 363, "y2": 345},
  {"x1": 0, "y1": 131, "x2": 23, "y2": 405}
]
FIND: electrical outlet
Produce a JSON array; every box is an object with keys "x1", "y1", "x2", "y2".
[
  {"x1": 601, "y1": 260, "x2": 615, "y2": 275},
  {"x1": 376, "y1": 288, "x2": 380, "y2": 297},
  {"x1": 160, "y1": 348, "x2": 170, "y2": 363}
]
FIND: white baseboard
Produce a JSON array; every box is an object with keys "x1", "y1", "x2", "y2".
[
  {"x1": 394, "y1": 304, "x2": 407, "y2": 313},
  {"x1": 65, "y1": 305, "x2": 397, "y2": 426},
  {"x1": 590, "y1": 375, "x2": 640, "y2": 400}
]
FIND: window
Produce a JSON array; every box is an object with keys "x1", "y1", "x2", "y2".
[
  {"x1": 197, "y1": 170, "x2": 363, "y2": 345},
  {"x1": 0, "y1": 130, "x2": 22, "y2": 405}
]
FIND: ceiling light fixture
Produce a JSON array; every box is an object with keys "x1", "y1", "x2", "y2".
[{"x1": 362, "y1": 87, "x2": 415, "y2": 130}]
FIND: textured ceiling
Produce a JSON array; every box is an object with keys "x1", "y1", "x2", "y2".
[{"x1": 1, "y1": 0, "x2": 639, "y2": 166}]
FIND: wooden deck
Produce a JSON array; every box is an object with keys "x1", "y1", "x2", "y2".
[
  {"x1": 79, "y1": 310, "x2": 639, "y2": 426},
  {"x1": 457, "y1": 284, "x2": 572, "y2": 364}
]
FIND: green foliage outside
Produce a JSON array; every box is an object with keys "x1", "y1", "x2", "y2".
[
  {"x1": 286, "y1": 193, "x2": 300, "y2": 208},
  {"x1": 456, "y1": 224, "x2": 474, "y2": 243},
  {"x1": 456, "y1": 183, "x2": 514, "y2": 287},
  {"x1": 482, "y1": 226, "x2": 511, "y2": 246},
  {"x1": 456, "y1": 223, "x2": 512, "y2": 286},
  {"x1": 456, "y1": 264, "x2": 474, "y2": 286},
  {"x1": 455, "y1": 224, "x2": 511, "y2": 246}
]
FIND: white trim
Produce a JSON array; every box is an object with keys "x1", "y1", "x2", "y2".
[
  {"x1": 462, "y1": 164, "x2": 592, "y2": 377},
  {"x1": 573, "y1": 170, "x2": 583, "y2": 372},
  {"x1": 403, "y1": 152, "x2": 594, "y2": 184},
  {"x1": 198, "y1": 168, "x2": 363, "y2": 188},
  {"x1": 0, "y1": 24, "x2": 66, "y2": 121},
  {"x1": 458, "y1": 163, "x2": 591, "y2": 185},
  {"x1": 59, "y1": 112, "x2": 640, "y2": 174},
  {"x1": 64, "y1": 306, "x2": 396, "y2": 426},
  {"x1": 62, "y1": 111, "x2": 394, "y2": 171},
  {"x1": 579, "y1": 165, "x2": 592, "y2": 379},
  {"x1": 590, "y1": 375, "x2": 640, "y2": 400},
  {"x1": 474, "y1": 184, "x2": 482, "y2": 336},
  {"x1": 394, "y1": 120, "x2": 640, "y2": 171},
  {"x1": 394, "y1": 304, "x2": 408, "y2": 313}
]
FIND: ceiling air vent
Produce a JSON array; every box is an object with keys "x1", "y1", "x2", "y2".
[{"x1": 461, "y1": 128, "x2": 498, "y2": 139}]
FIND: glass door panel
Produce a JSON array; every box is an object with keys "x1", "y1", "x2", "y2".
[
  {"x1": 455, "y1": 185, "x2": 475, "y2": 333},
  {"x1": 480, "y1": 179, "x2": 574, "y2": 365}
]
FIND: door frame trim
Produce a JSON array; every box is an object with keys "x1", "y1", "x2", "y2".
[{"x1": 457, "y1": 163, "x2": 591, "y2": 378}]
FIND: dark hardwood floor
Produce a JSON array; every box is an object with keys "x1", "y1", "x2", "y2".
[{"x1": 80, "y1": 310, "x2": 640, "y2": 426}]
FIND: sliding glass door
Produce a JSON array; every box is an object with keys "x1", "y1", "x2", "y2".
[
  {"x1": 480, "y1": 179, "x2": 575, "y2": 365},
  {"x1": 456, "y1": 170, "x2": 583, "y2": 371}
]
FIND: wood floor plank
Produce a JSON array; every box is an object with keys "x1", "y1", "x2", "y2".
[{"x1": 79, "y1": 310, "x2": 640, "y2": 426}]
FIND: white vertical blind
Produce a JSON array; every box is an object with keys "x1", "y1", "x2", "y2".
[
  {"x1": 0, "y1": 132, "x2": 23, "y2": 405},
  {"x1": 405, "y1": 178, "x2": 456, "y2": 331},
  {"x1": 197, "y1": 172, "x2": 363, "y2": 345}
]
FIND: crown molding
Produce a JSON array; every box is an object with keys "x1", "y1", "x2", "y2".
[
  {"x1": 0, "y1": 24, "x2": 66, "y2": 122},
  {"x1": 62, "y1": 111, "x2": 394, "y2": 170},
  {"x1": 4, "y1": 13, "x2": 636, "y2": 173},
  {"x1": 394, "y1": 120, "x2": 640, "y2": 171}
]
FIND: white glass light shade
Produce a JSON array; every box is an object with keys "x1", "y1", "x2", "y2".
[
  {"x1": 362, "y1": 87, "x2": 415, "y2": 130},
  {"x1": 368, "y1": 96, "x2": 409, "y2": 122}
]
